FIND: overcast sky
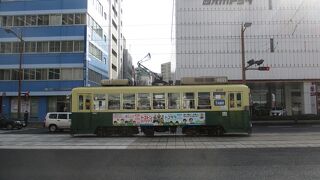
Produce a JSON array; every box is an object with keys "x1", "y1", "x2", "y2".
[{"x1": 122, "y1": 0, "x2": 175, "y2": 73}]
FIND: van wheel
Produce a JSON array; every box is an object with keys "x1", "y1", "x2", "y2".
[
  {"x1": 6, "y1": 123, "x2": 13, "y2": 130},
  {"x1": 49, "y1": 125, "x2": 57, "y2": 132}
]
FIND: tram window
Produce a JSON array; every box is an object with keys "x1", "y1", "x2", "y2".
[
  {"x1": 85, "y1": 96, "x2": 91, "y2": 110},
  {"x1": 183, "y1": 92, "x2": 195, "y2": 109},
  {"x1": 229, "y1": 93, "x2": 235, "y2": 108},
  {"x1": 138, "y1": 93, "x2": 151, "y2": 110},
  {"x1": 237, "y1": 93, "x2": 242, "y2": 107},
  {"x1": 78, "y1": 95, "x2": 83, "y2": 110},
  {"x1": 168, "y1": 93, "x2": 180, "y2": 109},
  {"x1": 108, "y1": 94, "x2": 120, "y2": 110},
  {"x1": 153, "y1": 93, "x2": 165, "y2": 109},
  {"x1": 123, "y1": 94, "x2": 135, "y2": 110},
  {"x1": 198, "y1": 92, "x2": 211, "y2": 109},
  {"x1": 93, "y1": 94, "x2": 106, "y2": 111}
]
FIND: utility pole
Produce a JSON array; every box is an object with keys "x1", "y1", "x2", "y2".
[
  {"x1": 241, "y1": 22, "x2": 252, "y2": 84},
  {"x1": 5, "y1": 28, "x2": 24, "y2": 119}
]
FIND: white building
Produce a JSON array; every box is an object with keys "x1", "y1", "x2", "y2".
[
  {"x1": 175, "y1": 0, "x2": 320, "y2": 115},
  {"x1": 108, "y1": 0, "x2": 124, "y2": 79},
  {"x1": 161, "y1": 62, "x2": 172, "y2": 83}
]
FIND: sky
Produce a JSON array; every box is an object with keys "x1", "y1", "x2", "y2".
[{"x1": 122, "y1": 0, "x2": 175, "y2": 73}]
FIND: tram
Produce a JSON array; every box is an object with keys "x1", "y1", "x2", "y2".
[{"x1": 70, "y1": 80, "x2": 251, "y2": 136}]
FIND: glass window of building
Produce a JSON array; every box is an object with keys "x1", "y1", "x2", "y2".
[
  {"x1": 108, "y1": 94, "x2": 120, "y2": 110},
  {"x1": 13, "y1": 16, "x2": 25, "y2": 26},
  {"x1": 25, "y1": 42, "x2": 37, "y2": 53},
  {"x1": 75, "y1": 14, "x2": 86, "y2": 24},
  {"x1": 36, "y1": 69, "x2": 47, "y2": 80},
  {"x1": 183, "y1": 92, "x2": 195, "y2": 109},
  {"x1": 168, "y1": 93, "x2": 180, "y2": 109},
  {"x1": 138, "y1": 93, "x2": 151, "y2": 110},
  {"x1": 74, "y1": 41, "x2": 84, "y2": 52},
  {"x1": 11, "y1": 69, "x2": 19, "y2": 80},
  {"x1": 25, "y1": 15, "x2": 37, "y2": 26},
  {"x1": 0, "y1": 70, "x2": 11, "y2": 80},
  {"x1": 61, "y1": 68, "x2": 73, "y2": 80},
  {"x1": 2, "y1": 16, "x2": 13, "y2": 27},
  {"x1": 48, "y1": 69, "x2": 60, "y2": 80},
  {"x1": 61, "y1": 41, "x2": 73, "y2": 52},
  {"x1": 12, "y1": 42, "x2": 20, "y2": 53},
  {"x1": 37, "y1": 42, "x2": 49, "y2": 53},
  {"x1": 24, "y1": 69, "x2": 36, "y2": 80},
  {"x1": 198, "y1": 92, "x2": 211, "y2": 109},
  {"x1": 62, "y1": 14, "x2": 74, "y2": 25},
  {"x1": 49, "y1": 41, "x2": 61, "y2": 52},
  {"x1": 123, "y1": 94, "x2": 136, "y2": 110},
  {"x1": 73, "y1": 68, "x2": 83, "y2": 80},
  {"x1": 4, "y1": 42, "x2": 12, "y2": 53},
  {"x1": 49, "y1": 14, "x2": 62, "y2": 25},
  {"x1": 37, "y1": 15, "x2": 49, "y2": 25},
  {"x1": 93, "y1": 94, "x2": 106, "y2": 110},
  {"x1": 153, "y1": 93, "x2": 165, "y2": 109}
]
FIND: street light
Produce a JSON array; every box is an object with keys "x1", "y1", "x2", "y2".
[
  {"x1": 241, "y1": 22, "x2": 252, "y2": 84},
  {"x1": 4, "y1": 28, "x2": 24, "y2": 120}
]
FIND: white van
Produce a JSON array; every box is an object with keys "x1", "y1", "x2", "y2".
[{"x1": 44, "y1": 112, "x2": 71, "y2": 132}]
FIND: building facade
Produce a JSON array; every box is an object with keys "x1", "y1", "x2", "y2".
[
  {"x1": 122, "y1": 49, "x2": 134, "y2": 84},
  {"x1": 161, "y1": 62, "x2": 171, "y2": 83},
  {"x1": 0, "y1": 0, "x2": 123, "y2": 120},
  {"x1": 175, "y1": 0, "x2": 320, "y2": 115}
]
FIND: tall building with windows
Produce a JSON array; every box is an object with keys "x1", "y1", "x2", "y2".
[
  {"x1": 175, "y1": 0, "x2": 320, "y2": 115},
  {"x1": 161, "y1": 62, "x2": 171, "y2": 83},
  {"x1": 0, "y1": 0, "x2": 123, "y2": 120}
]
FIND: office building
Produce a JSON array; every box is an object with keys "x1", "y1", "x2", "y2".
[
  {"x1": 0, "y1": 0, "x2": 123, "y2": 120},
  {"x1": 175, "y1": 0, "x2": 320, "y2": 115}
]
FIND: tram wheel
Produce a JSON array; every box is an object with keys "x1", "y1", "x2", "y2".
[
  {"x1": 96, "y1": 128, "x2": 103, "y2": 137},
  {"x1": 143, "y1": 128, "x2": 154, "y2": 137},
  {"x1": 215, "y1": 127, "x2": 224, "y2": 137}
]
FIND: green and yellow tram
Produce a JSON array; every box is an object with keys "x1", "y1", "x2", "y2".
[{"x1": 71, "y1": 84, "x2": 251, "y2": 136}]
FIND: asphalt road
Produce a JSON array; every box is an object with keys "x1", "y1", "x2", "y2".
[{"x1": 1, "y1": 148, "x2": 320, "y2": 180}]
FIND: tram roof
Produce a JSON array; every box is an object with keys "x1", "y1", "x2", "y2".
[{"x1": 72, "y1": 84, "x2": 249, "y2": 93}]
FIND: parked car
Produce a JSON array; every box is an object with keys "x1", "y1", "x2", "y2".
[
  {"x1": 0, "y1": 115, "x2": 23, "y2": 130},
  {"x1": 44, "y1": 112, "x2": 71, "y2": 132},
  {"x1": 253, "y1": 106, "x2": 270, "y2": 116},
  {"x1": 270, "y1": 107, "x2": 287, "y2": 116}
]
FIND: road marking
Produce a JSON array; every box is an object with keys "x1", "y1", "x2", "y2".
[{"x1": 267, "y1": 126, "x2": 292, "y2": 128}]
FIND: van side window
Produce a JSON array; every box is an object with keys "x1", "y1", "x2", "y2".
[
  {"x1": 49, "y1": 114, "x2": 57, "y2": 119},
  {"x1": 58, "y1": 114, "x2": 68, "y2": 119}
]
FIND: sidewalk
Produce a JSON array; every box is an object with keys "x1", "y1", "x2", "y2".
[{"x1": 252, "y1": 119, "x2": 320, "y2": 126}]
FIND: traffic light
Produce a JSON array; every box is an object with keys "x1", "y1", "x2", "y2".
[
  {"x1": 255, "y1": 59, "x2": 264, "y2": 65},
  {"x1": 23, "y1": 91, "x2": 30, "y2": 101},
  {"x1": 258, "y1": 66, "x2": 270, "y2": 71}
]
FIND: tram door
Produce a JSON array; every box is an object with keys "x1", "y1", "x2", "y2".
[
  {"x1": 229, "y1": 92, "x2": 244, "y2": 129},
  {"x1": 77, "y1": 94, "x2": 92, "y2": 130}
]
